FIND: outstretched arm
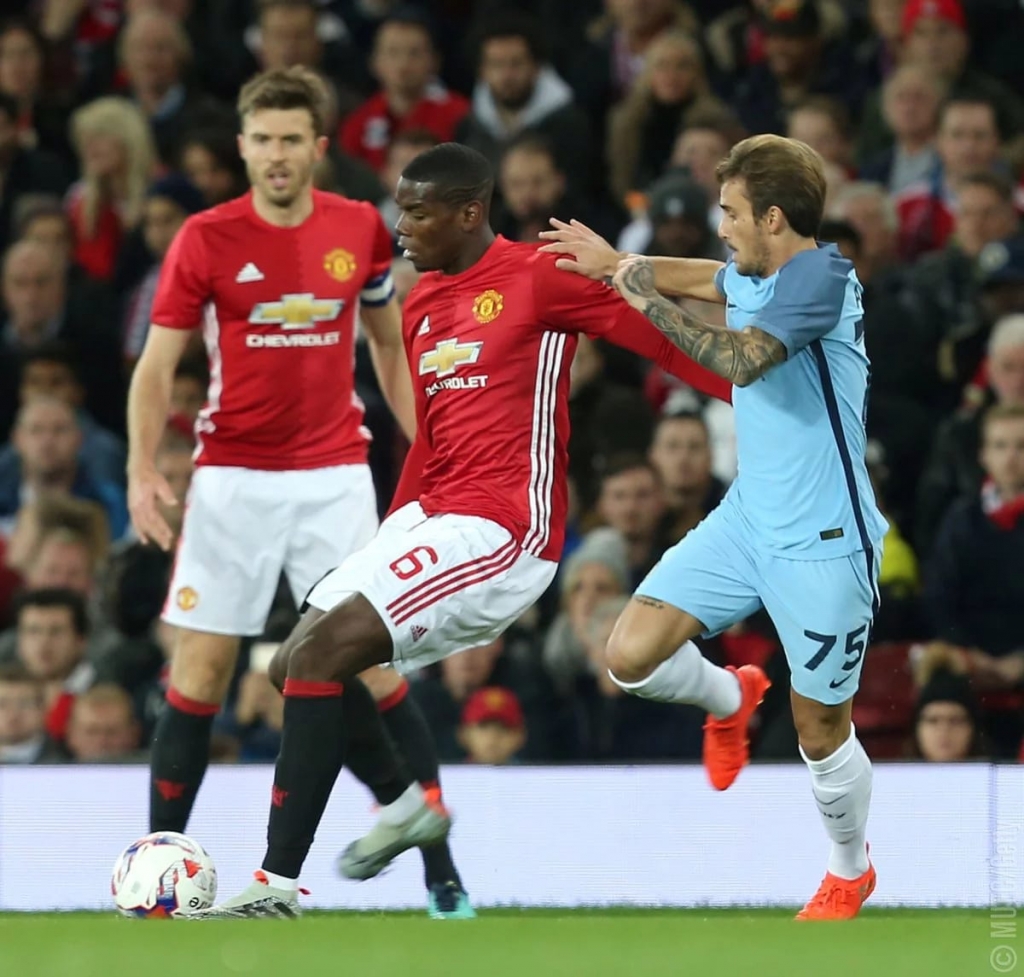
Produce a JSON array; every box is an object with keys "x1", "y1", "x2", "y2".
[
  {"x1": 612, "y1": 255, "x2": 786, "y2": 387},
  {"x1": 538, "y1": 219, "x2": 725, "y2": 304}
]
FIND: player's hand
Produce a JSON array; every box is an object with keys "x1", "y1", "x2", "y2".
[
  {"x1": 127, "y1": 465, "x2": 178, "y2": 551},
  {"x1": 537, "y1": 218, "x2": 622, "y2": 280},
  {"x1": 611, "y1": 254, "x2": 658, "y2": 309}
]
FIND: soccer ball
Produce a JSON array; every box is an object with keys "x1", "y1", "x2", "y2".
[{"x1": 111, "y1": 831, "x2": 217, "y2": 918}]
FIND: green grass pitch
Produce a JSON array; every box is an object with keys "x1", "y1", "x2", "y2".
[{"x1": 0, "y1": 909, "x2": 998, "y2": 977}]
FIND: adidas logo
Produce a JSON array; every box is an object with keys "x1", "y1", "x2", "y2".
[
  {"x1": 411, "y1": 625, "x2": 428, "y2": 642},
  {"x1": 236, "y1": 262, "x2": 264, "y2": 283},
  {"x1": 417, "y1": 316, "x2": 430, "y2": 336}
]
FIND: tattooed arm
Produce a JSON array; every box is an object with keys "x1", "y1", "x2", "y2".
[{"x1": 611, "y1": 255, "x2": 787, "y2": 387}]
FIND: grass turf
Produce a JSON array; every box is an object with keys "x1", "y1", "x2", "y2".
[{"x1": 0, "y1": 909, "x2": 999, "y2": 977}]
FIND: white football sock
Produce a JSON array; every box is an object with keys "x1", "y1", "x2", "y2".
[
  {"x1": 609, "y1": 641, "x2": 742, "y2": 718},
  {"x1": 260, "y1": 870, "x2": 298, "y2": 892},
  {"x1": 379, "y1": 782, "x2": 426, "y2": 826},
  {"x1": 800, "y1": 725, "x2": 872, "y2": 880}
]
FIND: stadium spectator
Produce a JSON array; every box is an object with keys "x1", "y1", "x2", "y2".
[
  {"x1": 64, "y1": 682, "x2": 142, "y2": 762},
  {"x1": 168, "y1": 358, "x2": 207, "y2": 426},
  {"x1": 0, "y1": 342, "x2": 124, "y2": 487},
  {"x1": 0, "y1": 397, "x2": 128, "y2": 540},
  {"x1": 894, "y1": 95, "x2": 1006, "y2": 261},
  {"x1": 0, "y1": 19, "x2": 72, "y2": 163},
  {"x1": 12, "y1": 587, "x2": 93, "y2": 743},
  {"x1": 858, "y1": 64, "x2": 943, "y2": 194},
  {"x1": 732, "y1": 0, "x2": 869, "y2": 138},
  {"x1": 0, "y1": 659, "x2": 58, "y2": 763},
  {"x1": 177, "y1": 126, "x2": 248, "y2": 208},
  {"x1": 412, "y1": 630, "x2": 555, "y2": 762},
  {"x1": 570, "y1": 594, "x2": 703, "y2": 761},
  {"x1": 648, "y1": 410, "x2": 725, "y2": 544},
  {"x1": 122, "y1": 174, "x2": 206, "y2": 364},
  {"x1": 457, "y1": 687, "x2": 526, "y2": 765},
  {"x1": 116, "y1": 8, "x2": 223, "y2": 167},
  {"x1": 0, "y1": 92, "x2": 70, "y2": 255},
  {"x1": 605, "y1": 29, "x2": 726, "y2": 206},
  {"x1": 787, "y1": 96, "x2": 854, "y2": 175},
  {"x1": 596, "y1": 456, "x2": 669, "y2": 587},
  {"x1": 66, "y1": 96, "x2": 159, "y2": 282},
  {"x1": 339, "y1": 11, "x2": 467, "y2": 173},
  {"x1": 910, "y1": 665, "x2": 985, "y2": 762},
  {"x1": 826, "y1": 181, "x2": 901, "y2": 285},
  {"x1": 923, "y1": 404, "x2": 1024, "y2": 757},
  {"x1": 542, "y1": 528, "x2": 629, "y2": 698},
  {"x1": 376, "y1": 128, "x2": 439, "y2": 246},
  {"x1": 916, "y1": 313, "x2": 1024, "y2": 554}
]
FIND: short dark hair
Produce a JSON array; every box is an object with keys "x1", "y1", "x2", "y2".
[
  {"x1": 14, "y1": 197, "x2": 69, "y2": 240},
  {"x1": 818, "y1": 218, "x2": 862, "y2": 254},
  {"x1": 657, "y1": 409, "x2": 708, "y2": 433},
  {"x1": 958, "y1": 170, "x2": 1015, "y2": 205},
  {"x1": 940, "y1": 94, "x2": 998, "y2": 132},
  {"x1": 20, "y1": 340, "x2": 82, "y2": 382},
  {"x1": 14, "y1": 588, "x2": 88, "y2": 638},
  {"x1": 471, "y1": 10, "x2": 547, "y2": 68},
  {"x1": 715, "y1": 134, "x2": 826, "y2": 238},
  {"x1": 379, "y1": 6, "x2": 437, "y2": 49},
  {"x1": 388, "y1": 127, "x2": 441, "y2": 158},
  {"x1": 600, "y1": 453, "x2": 660, "y2": 484},
  {"x1": 789, "y1": 95, "x2": 851, "y2": 141},
  {"x1": 402, "y1": 142, "x2": 495, "y2": 210},
  {"x1": 237, "y1": 66, "x2": 329, "y2": 137},
  {"x1": 502, "y1": 131, "x2": 559, "y2": 168}
]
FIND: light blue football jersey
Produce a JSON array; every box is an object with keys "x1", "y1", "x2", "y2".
[{"x1": 713, "y1": 244, "x2": 887, "y2": 559}]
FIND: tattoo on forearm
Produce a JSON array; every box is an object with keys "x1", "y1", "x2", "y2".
[
  {"x1": 634, "y1": 596, "x2": 666, "y2": 610},
  {"x1": 619, "y1": 260, "x2": 786, "y2": 385}
]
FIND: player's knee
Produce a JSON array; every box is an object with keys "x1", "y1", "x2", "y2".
[
  {"x1": 358, "y1": 665, "x2": 403, "y2": 702},
  {"x1": 267, "y1": 644, "x2": 290, "y2": 693},
  {"x1": 794, "y1": 707, "x2": 851, "y2": 761},
  {"x1": 169, "y1": 632, "x2": 240, "y2": 704},
  {"x1": 605, "y1": 628, "x2": 660, "y2": 685}
]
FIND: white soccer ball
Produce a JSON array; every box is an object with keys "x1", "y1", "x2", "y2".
[{"x1": 111, "y1": 831, "x2": 217, "y2": 918}]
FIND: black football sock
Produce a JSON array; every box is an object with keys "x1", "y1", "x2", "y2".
[
  {"x1": 379, "y1": 681, "x2": 463, "y2": 891},
  {"x1": 343, "y1": 678, "x2": 414, "y2": 807},
  {"x1": 149, "y1": 688, "x2": 218, "y2": 833},
  {"x1": 263, "y1": 679, "x2": 348, "y2": 880}
]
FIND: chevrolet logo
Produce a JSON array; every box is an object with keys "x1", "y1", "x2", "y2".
[
  {"x1": 249, "y1": 293, "x2": 344, "y2": 330},
  {"x1": 419, "y1": 339, "x2": 483, "y2": 379}
]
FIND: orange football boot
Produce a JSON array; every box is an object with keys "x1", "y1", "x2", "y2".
[
  {"x1": 795, "y1": 857, "x2": 876, "y2": 921},
  {"x1": 702, "y1": 664, "x2": 771, "y2": 791}
]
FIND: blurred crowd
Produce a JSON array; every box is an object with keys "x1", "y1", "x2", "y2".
[{"x1": 0, "y1": 0, "x2": 1022, "y2": 769}]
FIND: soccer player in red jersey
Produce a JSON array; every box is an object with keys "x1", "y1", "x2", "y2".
[
  {"x1": 126, "y1": 68, "x2": 471, "y2": 917},
  {"x1": 199, "y1": 142, "x2": 731, "y2": 917}
]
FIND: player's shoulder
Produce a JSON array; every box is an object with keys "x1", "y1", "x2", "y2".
[{"x1": 776, "y1": 244, "x2": 853, "y2": 298}]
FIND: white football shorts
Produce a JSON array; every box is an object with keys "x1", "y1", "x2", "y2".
[
  {"x1": 304, "y1": 502, "x2": 557, "y2": 672},
  {"x1": 162, "y1": 464, "x2": 378, "y2": 635}
]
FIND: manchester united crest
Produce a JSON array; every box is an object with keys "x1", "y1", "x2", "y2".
[
  {"x1": 176, "y1": 587, "x2": 198, "y2": 611},
  {"x1": 472, "y1": 289, "x2": 503, "y2": 324},
  {"x1": 323, "y1": 248, "x2": 356, "y2": 282}
]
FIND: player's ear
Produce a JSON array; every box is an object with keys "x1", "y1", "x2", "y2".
[
  {"x1": 314, "y1": 135, "x2": 329, "y2": 161},
  {"x1": 462, "y1": 201, "x2": 485, "y2": 230},
  {"x1": 764, "y1": 205, "x2": 786, "y2": 235}
]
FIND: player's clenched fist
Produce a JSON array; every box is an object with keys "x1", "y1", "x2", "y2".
[
  {"x1": 128, "y1": 465, "x2": 178, "y2": 551},
  {"x1": 538, "y1": 217, "x2": 623, "y2": 280}
]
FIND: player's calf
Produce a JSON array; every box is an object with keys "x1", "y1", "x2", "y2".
[{"x1": 150, "y1": 630, "x2": 240, "y2": 833}]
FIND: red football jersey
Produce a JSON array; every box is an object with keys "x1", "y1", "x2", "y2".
[
  {"x1": 151, "y1": 190, "x2": 395, "y2": 470},
  {"x1": 403, "y1": 236, "x2": 731, "y2": 562}
]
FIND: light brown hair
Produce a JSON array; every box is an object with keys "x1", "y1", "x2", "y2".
[
  {"x1": 715, "y1": 134, "x2": 826, "y2": 238},
  {"x1": 237, "y1": 66, "x2": 329, "y2": 138}
]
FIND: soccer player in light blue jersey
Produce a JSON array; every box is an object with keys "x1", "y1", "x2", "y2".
[{"x1": 540, "y1": 134, "x2": 884, "y2": 920}]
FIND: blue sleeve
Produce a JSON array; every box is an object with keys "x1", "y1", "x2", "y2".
[
  {"x1": 752, "y1": 250, "x2": 848, "y2": 357},
  {"x1": 713, "y1": 264, "x2": 727, "y2": 299}
]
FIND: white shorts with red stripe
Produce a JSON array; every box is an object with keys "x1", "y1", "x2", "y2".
[
  {"x1": 162, "y1": 464, "x2": 379, "y2": 636},
  {"x1": 304, "y1": 502, "x2": 557, "y2": 672}
]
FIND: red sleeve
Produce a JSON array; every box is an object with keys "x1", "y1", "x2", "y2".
[
  {"x1": 387, "y1": 433, "x2": 428, "y2": 516},
  {"x1": 534, "y1": 256, "x2": 732, "y2": 405},
  {"x1": 150, "y1": 217, "x2": 211, "y2": 330}
]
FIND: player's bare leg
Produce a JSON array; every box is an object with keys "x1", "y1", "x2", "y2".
[
  {"x1": 199, "y1": 598, "x2": 449, "y2": 918},
  {"x1": 149, "y1": 629, "x2": 240, "y2": 832},
  {"x1": 360, "y1": 665, "x2": 475, "y2": 919},
  {"x1": 792, "y1": 691, "x2": 875, "y2": 921},
  {"x1": 604, "y1": 597, "x2": 769, "y2": 790}
]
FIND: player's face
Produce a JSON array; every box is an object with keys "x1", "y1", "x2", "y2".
[
  {"x1": 718, "y1": 178, "x2": 772, "y2": 278},
  {"x1": 239, "y1": 108, "x2": 326, "y2": 210},
  {"x1": 394, "y1": 178, "x2": 467, "y2": 272}
]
